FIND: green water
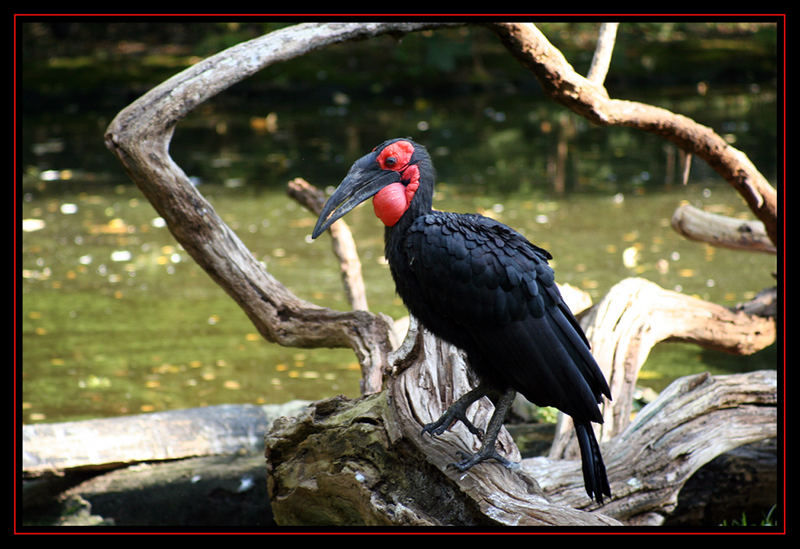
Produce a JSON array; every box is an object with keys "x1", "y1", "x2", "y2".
[
  {"x1": 21, "y1": 180, "x2": 777, "y2": 424},
  {"x1": 19, "y1": 22, "x2": 779, "y2": 424}
]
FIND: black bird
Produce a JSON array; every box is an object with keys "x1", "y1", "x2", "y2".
[{"x1": 312, "y1": 138, "x2": 612, "y2": 504}]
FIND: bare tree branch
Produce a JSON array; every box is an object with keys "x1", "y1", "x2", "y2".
[
  {"x1": 287, "y1": 178, "x2": 369, "y2": 311},
  {"x1": 104, "y1": 22, "x2": 459, "y2": 395},
  {"x1": 587, "y1": 22, "x2": 619, "y2": 85},
  {"x1": 488, "y1": 22, "x2": 778, "y2": 246},
  {"x1": 671, "y1": 203, "x2": 777, "y2": 254}
]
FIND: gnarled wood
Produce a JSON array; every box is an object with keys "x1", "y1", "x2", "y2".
[
  {"x1": 264, "y1": 351, "x2": 775, "y2": 525},
  {"x1": 488, "y1": 22, "x2": 778, "y2": 247},
  {"x1": 103, "y1": 23, "x2": 458, "y2": 395},
  {"x1": 524, "y1": 370, "x2": 776, "y2": 524},
  {"x1": 549, "y1": 277, "x2": 776, "y2": 459}
]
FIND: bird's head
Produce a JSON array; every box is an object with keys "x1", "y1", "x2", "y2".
[{"x1": 312, "y1": 138, "x2": 433, "y2": 239}]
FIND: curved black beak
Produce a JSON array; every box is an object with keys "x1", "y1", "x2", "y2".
[{"x1": 311, "y1": 152, "x2": 400, "y2": 239}]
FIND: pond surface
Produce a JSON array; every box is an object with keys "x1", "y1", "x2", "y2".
[
  {"x1": 20, "y1": 182, "x2": 777, "y2": 424},
  {"x1": 20, "y1": 25, "x2": 778, "y2": 424}
]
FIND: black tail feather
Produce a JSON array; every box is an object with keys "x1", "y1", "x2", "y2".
[{"x1": 574, "y1": 421, "x2": 611, "y2": 504}]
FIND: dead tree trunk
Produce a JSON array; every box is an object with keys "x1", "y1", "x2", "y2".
[{"x1": 99, "y1": 22, "x2": 780, "y2": 526}]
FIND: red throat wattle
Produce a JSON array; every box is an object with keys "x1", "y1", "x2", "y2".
[
  {"x1": 372, "y1": 140, "x2": 419, "y2": 226},
  {"x1": 373, "y1": 164, "x2": 419, "y2": 226}
]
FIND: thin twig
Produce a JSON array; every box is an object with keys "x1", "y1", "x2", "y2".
[
  {"x1": 587, "y1": 22, "x2": 619, "y2": 85},
  {"x1": 287, "y1": 178, "x2": 369, "y2": 311}
]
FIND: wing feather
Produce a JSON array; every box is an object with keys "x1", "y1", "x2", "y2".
[{"x1": 401, "y1": 212, "x2": 609, "y2": 420}]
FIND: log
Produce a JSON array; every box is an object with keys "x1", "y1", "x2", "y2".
[
  {"x1": 265, "y1": 367, "x2": 776, "y2": 526},
  {"x1": 21, "y1": 402, "x2": 311, "y2": 523},
  {"x1": 671, "y1": 204, "x2": 777, "y2": 254},
  {"x1": 22, "y1": 402, "x2": 311, "y2": 477}
]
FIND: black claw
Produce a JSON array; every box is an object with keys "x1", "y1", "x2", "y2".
[
  {"x1": 421, "y1": 386, "x2": 489, "y2": 439},
  {"x1": 422, "y1": 413, "x2": 483, "y2": 439},
  {"x1": 424, "y1": 387, "x2": 519, "y2": 473},
  {"x1": 448, "y1": 448, "x2": 519, "y2": 472}
]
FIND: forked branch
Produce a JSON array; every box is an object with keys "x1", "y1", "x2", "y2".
[{"x1": 488, "y1": 22, "x2": 778, "y2": 246}]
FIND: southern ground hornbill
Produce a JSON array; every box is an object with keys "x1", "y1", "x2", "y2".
[{"x1": 312, "y1": 138, "x2": 612, "y2": 504}]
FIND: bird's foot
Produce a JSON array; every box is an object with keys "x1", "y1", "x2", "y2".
[
  {"x1": 421, "y1": 407, "x2": 483, "y2": 439},
  {"x1": 449, "y1": 447, "x2": 519, "y2": 472},
  {"x1": 421, "y1": 385, "x2": 489, "y2": 439}
]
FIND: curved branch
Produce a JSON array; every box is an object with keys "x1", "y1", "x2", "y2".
[
  {"x1": 488, "y1": 22, "x2": 778, "y2": 246},
  {"x1": 548, "y1": 277, "x2": 776, "y2": 454},
  {"x1": 103, "y1": 22, "x2": 458, "y2": 395}
]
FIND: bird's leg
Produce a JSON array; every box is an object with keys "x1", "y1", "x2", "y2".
[
  {"x1": 421, "y1": 384, "x2": 489, "y2": 439},
  {"x1": 451, "y1": 388, "x2": 518, "y2": 471}
]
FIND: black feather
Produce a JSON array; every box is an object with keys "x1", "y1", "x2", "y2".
[{"x1": 388, "y1": 209, "x2": 611, "y2": 502}]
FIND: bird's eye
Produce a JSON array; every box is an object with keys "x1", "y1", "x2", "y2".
[{"x1": 385, "y1": 157, "x2": 397, "y2": 167}]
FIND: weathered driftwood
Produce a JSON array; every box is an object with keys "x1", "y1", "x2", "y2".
[
  {"x1": 265, "y1": 364, "x2": 776, "y2": 526},
  {"x1": 671, "y1": 204, "x2": 777, "y2": 254},
  {"x1": 104, "y1": 23, "x2": 459, "y2": 396},
  {"x1": 97, "y1": 22, "x2": 780, "y2": 526},
  {"x1": 21, "y1": 402, "x2": 313, "y2": 522},
  {"x1": 266, "y1": 377, "x2": 618, "y2": 526},
  {"x1": 548, "y1": 277, "x2": 777, "y2": 459},
  {"x1": 525, "y1": 370, "x2": 776, "y2": 525},
  {"x1": 22, "y1": 402, "x2": 311, "y2": 478}
]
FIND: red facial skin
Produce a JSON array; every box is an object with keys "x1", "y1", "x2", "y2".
[{"x1": 372, "y1": 140, "x2": 420, "y2": 226}]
